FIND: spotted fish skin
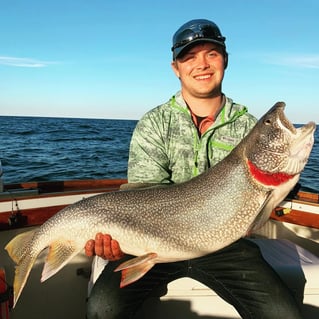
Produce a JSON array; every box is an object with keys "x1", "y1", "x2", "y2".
[{"x1": 5, "y1": 102, "x2": 316, "y2": 307}]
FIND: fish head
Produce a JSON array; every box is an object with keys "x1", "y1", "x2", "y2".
[{"x1": 244, "y1": 102, "x2": 316, "y2": 187}]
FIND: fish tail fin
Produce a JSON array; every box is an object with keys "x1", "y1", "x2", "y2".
[
  {"x1": 5, "y1": 230, "x2": 39, "y2": 308},
  {"x1": 12, "y1": 254, "x2": 37, "y2": 308},
  {"x1": 114, "y1": 252, "x2": 157, "y2": 288},
  {"x1": 5, "y1": 230, "x2": 36, "y2": 264}
]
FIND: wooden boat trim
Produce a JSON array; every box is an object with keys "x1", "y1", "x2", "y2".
[
  {"x1": 271, "y1": 208, "x2": 319, "y2": 229},
  {"x1": 2, "y1": 179, "x2": 127, "y2": 193},
  {"x1": 0, "y1": 179, "x2": 126, "y2": 230}
]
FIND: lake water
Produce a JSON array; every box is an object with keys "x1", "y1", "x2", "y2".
[{"x1": 0, "y1": 116, "x2": 318, "y2": 192}]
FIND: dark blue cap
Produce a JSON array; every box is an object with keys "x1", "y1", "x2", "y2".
[{"x1": 172, "y1": 19, "x2": 226, "y2": 60}]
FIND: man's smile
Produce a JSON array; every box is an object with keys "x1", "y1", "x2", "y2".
[{"x1": 194, "y1": 74, "x2": 213, "y2": 80}]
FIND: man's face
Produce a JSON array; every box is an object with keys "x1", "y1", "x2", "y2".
[{"x1": 171, "y1": 42, "x2": 226, "y2": 99}]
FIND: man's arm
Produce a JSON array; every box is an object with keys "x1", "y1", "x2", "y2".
[{"x1": 126, "y1": 110, "x2": 172, "y2": 184}]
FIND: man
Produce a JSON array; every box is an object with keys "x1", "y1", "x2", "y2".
[{"x1": 86, "y1": 19, "x2": 302, "y2": 318}]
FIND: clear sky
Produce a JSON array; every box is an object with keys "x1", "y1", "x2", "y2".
[{"x1": 0, "y1": 0, "x2": 318, "y2": 123}]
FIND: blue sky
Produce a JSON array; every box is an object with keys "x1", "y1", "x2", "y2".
[{"x1": 0, "y1": 0, "x2": 318, "y2": 123}]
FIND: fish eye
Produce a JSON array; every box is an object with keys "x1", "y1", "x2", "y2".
[{"x1": 264, "y1": 119, "x2": 272, "y2": 125}]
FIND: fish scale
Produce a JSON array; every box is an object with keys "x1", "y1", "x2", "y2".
[{"x1": 5, "y1": 102, "x2": 316, "y2": 307}]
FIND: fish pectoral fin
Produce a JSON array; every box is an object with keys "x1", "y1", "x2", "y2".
[
  {"x1": 248, "y1": 192, "x2": 273, "y2": 233},
  {"x1": 41, "y1": 239, "x2": 80, "y2": 282},
  {"x1": 114, "y1": 253, "x2": 158, "y2": 288}
]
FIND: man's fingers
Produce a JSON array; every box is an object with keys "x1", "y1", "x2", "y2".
[
  {"x1": 94, "y1": 232, "x2": 106, "y2": 257},
  {"x1": 102, "y1": 234, "x2": 114, "y2": 259},
  {"x1": 111, "y1": 239, "x2": 125, "y2": 260},
  {"x1": 84, "y1": 239, "x2": 95, "y2": 256},
  {"x1": 84, "y1": 233, "x2": 124, "y2": 260},
  {"x1": 101, "y1": 234, "x2": 124, "y2": 260}
]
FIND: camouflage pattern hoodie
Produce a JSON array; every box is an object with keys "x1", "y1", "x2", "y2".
[{"x1": 127, "y1": 91, "x2": 257, "y2": 184}]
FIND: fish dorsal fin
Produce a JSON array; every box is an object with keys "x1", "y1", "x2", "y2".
[
  {"x1": 41, "y1": 239, "x2": 80, "y2": 282},
  {"x1": 114, "y1": 253, "x2": 157, "y2": 288}
]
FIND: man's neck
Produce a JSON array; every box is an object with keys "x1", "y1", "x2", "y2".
[{"x1": 183, "y1": 92, "x2": 224, "y2": 118}]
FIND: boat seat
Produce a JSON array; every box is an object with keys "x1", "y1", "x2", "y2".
[
  {"x1": 252, "y1": 239, "x2": 319, "y2": 306},
  {"x1": 139, "y1": 239, "x2": 319, "y2": 318}
]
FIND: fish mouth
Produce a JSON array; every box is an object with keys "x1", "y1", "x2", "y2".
[{"x1": 284, "y1": 121, "x2": 316, "y2": 175}]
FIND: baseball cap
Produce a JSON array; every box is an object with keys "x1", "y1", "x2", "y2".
[{"x1": 172, "y1": 19, "x2": 226, "y2": 60}]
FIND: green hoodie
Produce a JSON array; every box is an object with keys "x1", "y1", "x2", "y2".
[{"x1": 127, "y1": 91, "x2": 257, "y2": 184}]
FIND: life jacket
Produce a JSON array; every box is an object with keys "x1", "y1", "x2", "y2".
[{"x1": 0, "y1": 268, "x2": 12, "y2": 319}]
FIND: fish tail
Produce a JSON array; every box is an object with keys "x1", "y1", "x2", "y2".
[
  {"x1": 5, "y1": 230, "x2": 39, "y2": 307},
  {"x1": 12, "y1": 254, "x2": 37, "y2": 307},
  {"x1": 5, "y1": 230, "x2": 36, "y2": 264}
]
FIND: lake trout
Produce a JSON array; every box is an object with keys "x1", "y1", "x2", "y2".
[{"x1": 5, "y1": 102, "x2": 316, "y2": 307}]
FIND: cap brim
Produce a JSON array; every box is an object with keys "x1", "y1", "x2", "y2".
[{"x1": 173, "y1": 38, "x2": 225, "y2": 60}]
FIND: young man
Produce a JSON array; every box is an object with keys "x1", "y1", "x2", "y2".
[{"x1": 85, "y1": 19, "x2": 302, "y2": 318}]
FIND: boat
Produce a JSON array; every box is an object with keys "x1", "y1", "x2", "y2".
[{"x1": 0, "y1": 179, "x2": 318, "y2": 319}]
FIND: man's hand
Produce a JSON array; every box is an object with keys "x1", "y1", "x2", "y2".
[{"x1": 84, "y1": 233, "x2": 125, "y2": 261}]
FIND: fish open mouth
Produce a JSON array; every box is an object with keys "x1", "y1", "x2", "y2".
[{"x1": 284, "y1": 121, "x2": 316, "y2": 175}]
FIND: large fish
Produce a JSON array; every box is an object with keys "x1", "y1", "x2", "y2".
[{"x1": 5, "y1": 102, "x2": 316, "y2": 307}]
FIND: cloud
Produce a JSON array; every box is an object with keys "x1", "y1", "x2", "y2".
[
  {"x1": 0, "y1": 56, "x2": 55, "y2": 68},
  {"x1": 286, "y1": 55, "x2": 319, "y2": 69},
  {"x1": 264, "y1": 53, "x2": 319, "y2": 69}
]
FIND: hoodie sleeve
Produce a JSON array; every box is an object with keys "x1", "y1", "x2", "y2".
[{"x1": 127, "y1": 110, "x2": 173, "y2": 184}]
